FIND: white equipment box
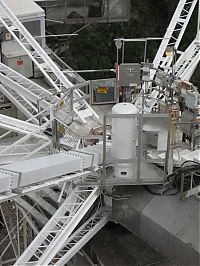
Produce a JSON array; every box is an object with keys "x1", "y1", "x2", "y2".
[{"x1": 2, "y1": 41, "x2": 33, "y2": 78}]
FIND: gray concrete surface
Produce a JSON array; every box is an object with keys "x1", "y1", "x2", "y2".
[
  {"x1": 112, "y1": 186, "x2": 200, "y2": 266},
  {"x1": 89, "y1": 222, "x2": 176, "y2": 266}
]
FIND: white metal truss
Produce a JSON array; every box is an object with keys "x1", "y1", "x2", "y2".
[
  {"x1": 0, "y1": 62, "x2": 59, "y2": 108},
  {"x1": 0, "y1": 0, "x2": 99, "y2": 124},
  {"x1": 48, "y1": 210, "x2": 109, "y2": 265},
  {"x1": 0, "y1": 63, "x2": 81, "y2": 150},
  {"x1": 175, "y1": 35, "x2": 200, "y2": 80},
  {"x1": 153, "y1": 0, "x2": 198, "y2": 73},
  {"x1": 0, "y1": 62, "x2": 54, "y2": 125},
  {"x1": 136, "y1": 0, "x2": 199, "y2": 113},
  {"x1": 0, "y1": 114, "x2": 49, "y2": 140},
  {"x1": 0, "y1": 171, "x2": 91, "y2": 203},
  {"x1": 0, "y1": 141, "x2": 51, "y2": 165},
  {"x1": 0, "y1": 84, "x2": 40, "y2": 125},
  {"x1": 0, "y1": 114, "x2": 51, "y2": 160},
  {"x1": 0, "y1": 0, "x2": 72, "y2": 93},
  {"x1": 15, "y1": 186, "x2": 100, "y2": 266},
  {"x1": 0, "y1": 143, "x2": 108, "y2": 195},
  {"x1": 0, "y1": 202, "x2": 18, "y2": 258},
  {"x1": 0, "y1": 62, "x2": 94, "y2": 125}
]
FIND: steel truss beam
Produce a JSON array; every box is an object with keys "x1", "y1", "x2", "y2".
[
  {"x1": 175, "y1": 34, "x2": 200, "y2": 80},
  {"x1": 49, "y1": 210, "x2": 109, "y2": 265},
  {"x1": 153, "y1": 0, "x2": 198, "y2": 73},
  {"x1": 15, "y1": 186, "x2": 100, "y2": 266},
  {"x1": 0, "y1": 0, "x2": 99, "y2": 124}
]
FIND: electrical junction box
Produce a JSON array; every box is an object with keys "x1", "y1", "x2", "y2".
[
  {"x1": 119, "y1": 63, "x2": 141, "y2": 87},
  {"x1": 155, "y1": 71, "x2": 167, "y2": 87},
  {"x1": 1, "y1": 41, "x2": 33, "y2": 78},
  {"x1": 185, "y1": 91, "x2": 199, "y2": 109},
  {"x1": 91, "y1": 78, "x2": 116, "y2": 104}
]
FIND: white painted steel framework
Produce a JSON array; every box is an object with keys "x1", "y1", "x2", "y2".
[
  {"x1": 137, "y1": 0, "x2": 199, "y2": 113},
  {"x1": 0, "y1": 113, "x2": 51, "y2": 162},
  {"x1": 15, "y1": 186, "x2": 100, "y2": 266},
  {"x1": 0, "y1": 0, "x2": 99, "y2": 124},
  {"x1": 153, "y1": 0, "x2": 198, "y2": 73},
  {"x1": 48, "y1": 210, "x2": 109, "y2": 265},
  {"x1": 0, "y1": 62, "x2": 82, "y2": 150},
  {"x1": 175, "y1": 35, "x2": 200, "y2": 80},
  {"x1": 0, "y1": 0, "x2": 72, "y2": 93},
  {"x1": 0, "y1": 143, "x2": 107, "y2": 195},
  {"x1": 0, "y1": 0, "x2": 199, "y2": 265}
]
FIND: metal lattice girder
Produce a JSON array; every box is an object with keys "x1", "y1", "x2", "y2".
[
  {"x1": 15, "y1": 198, "x2": 49, "y2": 226},
  {"x1": 175, "y1": 35, "x2": 200, "y2": 80},
  {"x1": 0, "y1": 202, "x2": 18, "y2": 258},
  {"x1": 0, "y1": 62, "x2": 69, "y2": 125},
  {"x1": 0, "y1": 62, "x2": 59, "y2": 107},
  {"x1": 49, "y1": 210, "x2": 110, "y2": 265},
  {"x1": 0, "y1": 114, "x2": 49, "y2": 140},
  {"x1": 0, "y1": 62, "x2": 83, "y2": 149},
  {"x1": 0, "y1": 1, "x2": 99, "y2": 124},
  {"x1": 0, "y1": 140, "x2": 51, "y2": 164},
  {"x1": 0, "y1": 84, "x2": 39, "y2": 125},
  {"x1": 0, "y1": 144, "x2": 108, "y2": 195},
  {"x1": 153, "y1": 0, "x2": 198, "y2": 74},
  {"x1": 0, "y1": 114, "x2": 51, "y2": 160},
  {"x1": 136, "y1": 0, "x2": 198, "y2": 113},
  {"x1": 15, "y1": 186, "x2": 100, "y2": 266},
  {"x1": 27, "y1": 192, "x2": 57, "y2": 216},
  {"x1": 0, "y1": 0, "x2": 72, "y2": 93}
]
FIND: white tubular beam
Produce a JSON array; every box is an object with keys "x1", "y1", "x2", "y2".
[
  {"x1": 0, "y1": 114, "x2": 49, "y2": 140},
  {"x1": 15, "y1": 198, "x2": 49, "y2": 226},
  {"x1": 0, "y1": 143, "x2": 108, "y2": 194},
  {"x1": 49, "y1": 211, "x2": 109, "y2": 265},
  {"x1": 0, "y1": 84, "x2": 39, "y2": 125},
  {"x1": 178, "y1": 50, "x2": 200, "y2": 80},
  {"x1": 0, "y1": 0, "x2": 72, "y2": 93},
  {"x1": 175, "y1": 34, "x2": 200, "y2": 80},
  {"x1": 15, "y1": 186, "x2": 100, "y2": 266},
  {"x1": 175, "y1": 33, "x2": 200, "y2": 76},
  {"x1": 0, "y1": 2, "x2": 99, "y2": 124},
  {"x1": 27, "y1": 192, "x2": 57, "y2": 216},
  {"x1": 153, "y1": 0, "x2": 198, "y2": 74},
  {"x1": 0, "y1": 62, "x2": 59, "y2": 105}
]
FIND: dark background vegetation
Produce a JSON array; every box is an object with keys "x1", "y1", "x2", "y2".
[{"x1": 47, "y1": 0, "x2": 199, "y2": 87}]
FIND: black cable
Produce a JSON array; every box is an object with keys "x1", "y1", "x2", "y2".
[
  {"x1": 166, "y1": 160, "x2": 200, "y2": 193},
  {"x1": 143, "y1": 185, "x2": 179, "y2": 196},
  {"x1": 144, "y1": 160, "x2": 200, "y2": 196}
]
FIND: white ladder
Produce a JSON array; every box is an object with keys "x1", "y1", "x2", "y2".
[
  {"x1": 15, "y1": 186, "x2": 100, "y2": 266},
  {"x1": 0, "y1": 0, "x2": 99, "y2": 124}
]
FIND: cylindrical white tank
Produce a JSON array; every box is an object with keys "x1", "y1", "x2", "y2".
[{"x1": 111, "y1": 103, "x2": 138, "y2": 178}]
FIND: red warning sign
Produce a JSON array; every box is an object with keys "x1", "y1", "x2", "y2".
[{"x1": 17, "y1": 60, "x2": 24, "y2": 66}]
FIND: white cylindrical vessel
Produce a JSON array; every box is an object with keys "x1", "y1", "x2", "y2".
[{"x1": 111, "y1": 103, "x2": 138, "y2": 178}]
